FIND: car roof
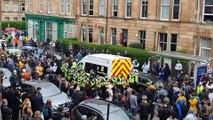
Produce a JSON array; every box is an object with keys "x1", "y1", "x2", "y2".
[
  {"x1": 79, "y1": 99, "x2": 121, "y2": 115},
  {"x1": 23, "y1": 80, "x2": 54, "y2": 88},
  {"x1": 86, "y1": 54, "x2": 130, "y2": 61}
]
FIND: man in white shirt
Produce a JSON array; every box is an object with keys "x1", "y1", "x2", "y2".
[{"x1": 175, "y1": 61, "x2": 182, "y2": 75}]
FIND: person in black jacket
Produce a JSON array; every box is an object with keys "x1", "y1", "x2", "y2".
[
  {"x1": 139, "y1": 95, "x2": 152, "y2": 120},
  {"x1": 1, "y1": 99, "x2": 13, "y2": 120}
]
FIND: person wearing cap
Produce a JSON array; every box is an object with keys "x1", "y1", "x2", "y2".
[
  {"x1": 22, "y1": 69, "x2": 30, "y2": 81},
  {"x1": 139, "y1": 95, "x2": 152, "y2": 120}
]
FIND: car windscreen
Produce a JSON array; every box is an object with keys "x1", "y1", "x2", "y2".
[
  {"x1": 108, "y1": 109, "x2": 130, "y2": 120},
  {"x1": 39, "y1": 84, "x2": 61, "y2": 97}
]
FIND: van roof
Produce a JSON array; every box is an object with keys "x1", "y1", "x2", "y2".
[{"x1": 86, "y1": 54, "x2": 130, "y2": 61}]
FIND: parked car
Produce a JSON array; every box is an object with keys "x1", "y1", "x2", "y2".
[
  {"x1": 21, "y1": 80, "x2": 71, "y2": 118},
  {"x1": 1, "y1": 68, "x2": 12, "y2": 88},
  {"x1": 72, "y1": 99, "x2": 133, "y2": 120}
]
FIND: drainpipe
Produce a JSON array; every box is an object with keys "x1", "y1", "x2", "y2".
[{"x1": 105, "y1": 0, "x2": 109, "y2": 44}]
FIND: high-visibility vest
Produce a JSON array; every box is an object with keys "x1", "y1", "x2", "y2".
[
  {"x1": 196, "y1": 85, "x2": 203, "y2": 95},
  {"x1": 133, "y1": 74, "x2": 139, "y2": 84},
  {"x1": 128, "y1": 74, "x2": 134, "y2": 84}
]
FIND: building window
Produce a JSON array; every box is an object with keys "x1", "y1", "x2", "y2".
[
  {"x1": 22, "y1": 17, "x2": 26, "y2": 21},
  {"x1": 5, "y1": 17, "x2": 9, "y2": 21},
  {"x1": 139, "y1": 31, "x2": 146, "y2": 50},
  {"x1": 171, "y1": 34, "x2": 177, "y2": 51},
  {"x1": 13, "y1": 3, "x2": 18, "y2": 12},
  {"x1": 46, "y1": 22, "x2": 52, "y2": 41},
  {"x1": 159, "y1": 33, "x2": 167, "y2": 51},
  {"x1": 81, "y1": 25, "x2": 86, "y2": 42},
  {"x1": 4, "y1": 3, "x2": 9, "y2": 12},
  {"x1": 60, "y1": 0, "x2": 65, "y2": 14},
  {"x1": 64, "y1": 23, "x2": 75, "y2": 38},
  {"x1": 14, "y1": 17, "x2": 18, "y2": 21},
  {"x1": 111, "y1": 28, "x2": 116, "y2": 45},
  {"x1": 203, "y1": 0, "x2": 213, "y2": 23},
  {"x1": 112, "y1": 0, "x2": 118, "y2": 17},
  {"x1": 200, "y1": 38, "x2": 212, "y2": 57},
  {"x1": 89, "y1": 0, "x2": 94, "y2": 15},
  {"x1": 82, "y1": 0, "x2": 86, "y2": 15},
  {"x1": 100, "y1": 0, "x2": 105, "y2": 16},
  {"x1": 52, "y1": 22, "x2": 58, "y2": 41},
  {"x1": 39, "y1": 0, "x2": 43, "y2": 12},
  {"x1": 173, "y1": 0, "x2": 180, "y2": 20},
  {"x1": 126, "y1": 0, "x2": 132, "y2": 18},
  {"x1": 29, "y1": 0, "x2": 32, "y2": 12},
  {"x1": 99, "y1": 27, "x2": 105, "y2": 45},
  {"x1": 160, "y1": 0, "x2": 170, "y2": 20},
  {"x1": 21, "y1": 3, "x2": 25, "y2": 12},
  {"x1": 122, "y1": 29, "x2": 128, "y2": 47},
  {"x1": 48, "y1": 0, "x2": 52, "y2": 13},
  {"x1": 66, "y1": 0, "x2": 71, "y2": 15},
  {"x1": 88, "y1": 26, "x2": 93, "y2": 43},
  {"x1": 140, "y1": 0, "x2": 148, "y2": 18}
]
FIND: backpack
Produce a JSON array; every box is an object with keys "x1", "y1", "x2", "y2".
[{"x1": 43, "y1": 106, "x2": 49, "y2": 118}]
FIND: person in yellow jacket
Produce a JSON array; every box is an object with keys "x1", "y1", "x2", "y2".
[
  {"x1": 36, "y1": 62, "x2": 43, "y2": 79},
  {"x1": 189, "y1": 93, "x2": 198, "y2": 115},
  {"x1": 19, "y1": 60, "x2": 25, "y2": 70},
  {"x1": 176, "y1": 92, "x2": 186, "y2": 104}
]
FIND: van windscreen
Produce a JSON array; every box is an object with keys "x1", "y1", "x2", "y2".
[{"x1": 85, "y1": 62, "x2": 108, "y2": 77}]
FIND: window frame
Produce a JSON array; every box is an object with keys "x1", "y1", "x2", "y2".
[
  {"x1": 125, "y1": 0, "x2": 132, "y2": 18},
  {"x1": 39, "y1": 0, "x2": 43, "y2": 13},
  {"x1": 4, "y1": 2, "x2": 9, "y2": 12},
  {"x1": 82, "y1": 0, "x2": 86, "y2": 15},
  {"x1": 88, "y1": 26, "x2": 93, "y2": 43},
  {"x1": 81, "y1": 25, "x2": 86, "y2": 42},
  {"x1": 172, "y1": 0, "x2": 180, "y2": 20},
  {"x1": 21, "y1": 3, "x2": 25, "y2": 12},
  {"x1": 111, "y1": 28, "x2": 117, "y2": 45},
  {"x1": 5, "y1": 17, "x2": 9, "y2": 21},
  {"x1": 66, "y1": 0, "x2": 71, "y2": 15},
  {"x1": 14, "y1": 17, "x2": 18, "y2": 21},
  {"x1": 203, "y1": 0, "x2": 213, "y2": 23},
  {"x1": 99, "y1": 27, "x2": 105, "y2": 45},
  {"x1": 139, "y1": 30, "x2": 146, "y2": 50},
  {"x1": 140, "y1": 0, "x2": 148, "y2": 19},
  {"x1": 88, "y1": 0, "x2": 94, "y2": 16},
  {"x1": 60, "y1": 0, "x2": 65, "y2": 14},
  {"x1": 13, "y1": 3, "x2": 18, "y2": 12},
  {"x1": 47, "y1": 0, "x2": 52, "y2": 13},
  {"x1": 158, "y1": 33, "x2": 167, "y2": 51},
  {"x1": 171, "y1": 34, "x2": 178, "y2": 51},
  {"x1": 160, "y1": 0, "x2": 170, "y2": 20},
  {"x1": 29, "y1": 0, "x2": 33, "y2": 12},
  {"x1": 112, "y1": 0, "x2": 118, "y2": 17},
  {"x1": 99, "y1": 0, "x2": 105, "y2": 16},
  {"x1": 199, "y1": 38, "x2": 212, "y2": 57}
]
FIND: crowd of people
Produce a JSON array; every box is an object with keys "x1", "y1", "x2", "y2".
[{"x1": 0, "y1": 32, "x2": 212, "y2": 120}]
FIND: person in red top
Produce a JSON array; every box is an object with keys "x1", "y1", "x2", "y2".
[
  {"x1": 14, "y1": 35, "x2": 19, "y2": 48},
  {"x1": 22, "y1": 69, "x2": 30, "y2": 81}
]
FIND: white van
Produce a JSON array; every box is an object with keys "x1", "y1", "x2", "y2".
[{"x1": 78, "y1": 54, "x2": 132, "y2": 78}]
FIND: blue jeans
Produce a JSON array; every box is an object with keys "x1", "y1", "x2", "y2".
[{"x1": 131, "y1": 108, "x2": 138, "y2": 116}]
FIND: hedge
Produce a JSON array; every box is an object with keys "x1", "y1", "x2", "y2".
[
  {"x1": 1, "y1": 21, "x2": 26, "y2": 30},
  {"x1": 57, "y1": 38, "x2": 154, "y2": 66}
]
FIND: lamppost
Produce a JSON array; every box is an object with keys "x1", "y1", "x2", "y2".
[{"x1": 0, "y1": 0, "x2": 2, "y2": 38}]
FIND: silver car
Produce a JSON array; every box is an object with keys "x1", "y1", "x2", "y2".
[
  {"x1": 72, "y1": 99, "x2": 131, "y2": 120},
  {"x1": 22, "y1": 81, "x2": 71, "y2": 116}
]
